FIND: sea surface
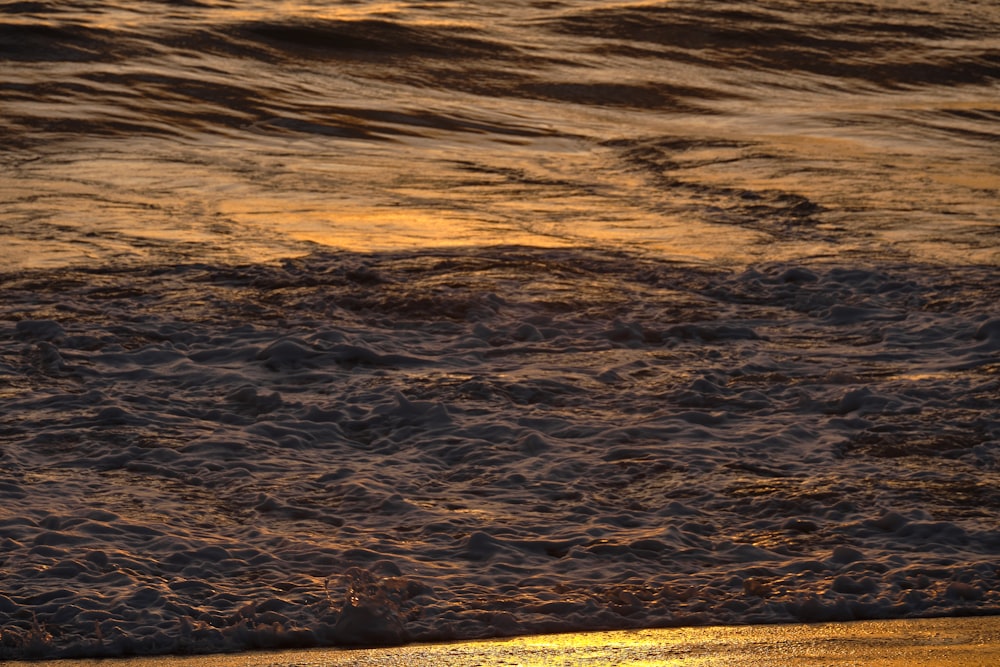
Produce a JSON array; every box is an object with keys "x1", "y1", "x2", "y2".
[{"x1": 1, "y1": 0, "x2": 999, "y2": 660}]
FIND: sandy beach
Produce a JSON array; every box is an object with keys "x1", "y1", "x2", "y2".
[{"x1": 7, "y1": 616, "x2": 999, "y2": 666}]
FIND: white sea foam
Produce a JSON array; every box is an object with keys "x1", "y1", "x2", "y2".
[{"x1": 1, "y1": 247, "x2": 997, "y2": 659}]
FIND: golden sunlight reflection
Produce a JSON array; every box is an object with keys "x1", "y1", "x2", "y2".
[
  {"x1": 226, "y1": 202, "x2": 572, "y2": 252},
  {"x1": 23, "y1": 617, "x2": 996, "y2": 666},
  {"x1": 396, "y1": 619, "x2": 999, "y2": 667},
  {"x1": 7, "y1": 130, "x2": 785, "y2": 269}
]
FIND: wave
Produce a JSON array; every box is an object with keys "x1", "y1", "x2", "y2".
[
  {"x1": 1, "y1": 247, "x2": 998, "y2": 658},
  {"x1": 3, "y1": 0, "x2": 998, "y2": 152}
]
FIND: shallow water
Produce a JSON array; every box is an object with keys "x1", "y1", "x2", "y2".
[{"x1": 1, "y1": 0, "x2": 999, "y2": 660}]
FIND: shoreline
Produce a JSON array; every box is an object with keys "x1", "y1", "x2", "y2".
[{"x1": 9, "y1": 615, "x2": 1000, "y2": 666}]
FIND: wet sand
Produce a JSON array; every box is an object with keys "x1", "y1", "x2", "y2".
[{"x1": 10, "y1": 615, "x2": 1000, "y2": 666}]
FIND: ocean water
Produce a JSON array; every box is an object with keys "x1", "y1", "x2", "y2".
[{"x1": 1, "y1": 0, "x2": 999, "y2": 659}]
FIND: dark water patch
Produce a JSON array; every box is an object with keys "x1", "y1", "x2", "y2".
[
  {"x1": 1, "y1": 2, "x2": 60, "y2": 13},
  {"x1": 74, "y1": 70, "x2": 264, "y2": 133},
  {"x1": 258, "y1": 105, "x2": 567, "y2": 142},
  {"x1": 516, "y1": 81, "x2": 719, "y2": 112},
  {"x1": 0, "y1": 21, "x2": 126, "y2": 62},
  {"x1": 940, "y1": 108, "x2": 1000, "y2": 124},
  {"x1": 233, "y1": 18, "x2": 519, "y2": 62},
  {"x1": 547, "y1": 1, "x2": 1000, "y2": 88},
  {"x1": 548, "y1": 4, "x2": 812, "y2": 54},
  {"x1": 800, "y1": 52, "x2": 1000, "y2": 89}
]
